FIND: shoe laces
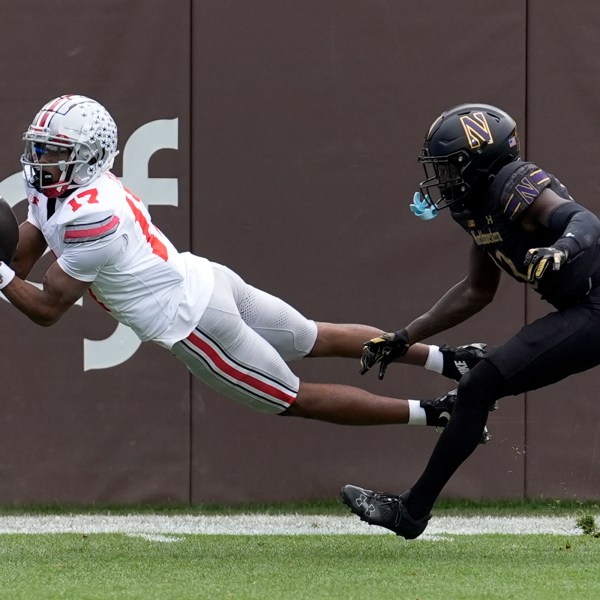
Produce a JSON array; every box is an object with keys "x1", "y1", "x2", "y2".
[{"x1": 371, "y1": 491, "x2": 400, "y2": 505}]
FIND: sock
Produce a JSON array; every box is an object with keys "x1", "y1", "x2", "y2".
[
  {"x1": 407, "y1": 400, "x2": 427, "y2": 425},
  {"x1": 424, "y1": 345, "x2": 443, "y2": 374}
]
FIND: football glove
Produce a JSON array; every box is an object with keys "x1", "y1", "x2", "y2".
[
  {"x1": 524, "y1": 246, "x2": 568, "y2": 281},
  {"x1": 360, "y1": 328, "x2": 410, "y2": 380}
]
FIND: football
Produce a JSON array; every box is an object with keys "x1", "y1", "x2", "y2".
[{"x1": 0, "y1": 196, "x2": 19, "y2": 264}]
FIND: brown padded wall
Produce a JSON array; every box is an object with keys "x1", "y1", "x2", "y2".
[
  {"x1": 190, "y1": 0, "x2": 528, "y2": 503},
  {"x1": 0, "y1": 0, "x2": 194, "y2": 504},
  {"x1": 0, "y1": 1, "x2": 597, "y2": 504},
  {"x1": 522, "y1": 2, "x2": 600, "y2": 500}
]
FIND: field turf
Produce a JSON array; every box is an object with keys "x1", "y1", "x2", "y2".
[{"x1": 0, "y1": 501, "x2": 598, "y2": 599}]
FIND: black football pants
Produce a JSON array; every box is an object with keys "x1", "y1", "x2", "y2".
[{"x1": 407, "y1": 293, "x2": 600, "y2": 520}]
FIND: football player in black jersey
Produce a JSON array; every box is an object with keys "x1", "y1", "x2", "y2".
[{"x1": 341, "y1": 103, "x2": 600, "y2": 539}]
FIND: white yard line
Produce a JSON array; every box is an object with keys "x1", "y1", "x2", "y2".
[{"x1": 0, "y1": 514, "x2": 589, "y2": 537}]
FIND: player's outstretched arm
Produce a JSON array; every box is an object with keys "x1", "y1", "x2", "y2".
[
  {"x1": 0, "y1": 261, "x2": 90, "y2": 326},
  {"x1": 360, "y1": 244, "x2": 499, "y2": 379},
  {"x1": 406, "y1": 245, "x2": 499, "y2": 343}
]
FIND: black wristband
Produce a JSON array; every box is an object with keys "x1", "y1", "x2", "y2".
[{"x1": 395, "y1": 328, "x2": 409, "y2": 341}]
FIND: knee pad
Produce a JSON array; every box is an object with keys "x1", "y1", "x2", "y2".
[{"x1": 456, "y1": 359, "x2": 509, "y2": 410}]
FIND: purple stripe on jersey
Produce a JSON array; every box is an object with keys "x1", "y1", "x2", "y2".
[{"x1": 530, "y1": 169, "x2": 551, "y2": 187}]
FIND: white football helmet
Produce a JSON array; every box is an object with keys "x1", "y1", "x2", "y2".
[{"x1": 21, "y1": 94, "x2": 118, "y2": 198}]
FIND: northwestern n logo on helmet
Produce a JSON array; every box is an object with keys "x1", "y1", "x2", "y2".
[{"x1": 460, "y1": 112, "x2": 494, "y2": 149}]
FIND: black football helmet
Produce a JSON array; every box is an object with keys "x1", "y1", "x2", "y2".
[{"x1": 418, "y1": 103, "x2": 520, "y2": 211}]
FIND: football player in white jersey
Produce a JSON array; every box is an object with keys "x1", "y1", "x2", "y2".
[{"x1": 0, "y1": 94, "x2": 484, "y2": 429}]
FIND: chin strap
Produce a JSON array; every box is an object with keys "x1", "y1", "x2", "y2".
[{"x1": 410, "y1": 192, "x2": 437, "y2": 220}]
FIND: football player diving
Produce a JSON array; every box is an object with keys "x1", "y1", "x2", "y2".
[{"x1": 0, "y1": 95, "x2": 485, "y2": 441}]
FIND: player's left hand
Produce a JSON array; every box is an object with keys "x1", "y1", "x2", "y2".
[
  {"x1": 360, "y1": 328, "x2": 410, "y2": 380},
  {"x1": 524, "y1": 246, "x2": 568, "y2": 281}
]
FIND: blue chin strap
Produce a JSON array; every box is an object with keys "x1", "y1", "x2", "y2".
[{"x1": 409, "y1": 191, "x2": 437, "y2": 220}]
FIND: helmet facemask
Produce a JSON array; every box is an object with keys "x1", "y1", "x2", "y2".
[
  {"x1": 418, "y1": 148, "x2": 473, "y2": 211},
  {"x1": 22, "y1": 138, "x2": 85, "y2": 198}
]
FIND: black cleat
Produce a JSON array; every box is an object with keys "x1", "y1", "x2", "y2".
[
  {"x1": 340, "y1": 485, "x2": 430, "y2": 540},
  {"x1": 421, "y1": 389, "x2": 492, "y2": 444},
  {"x1": 420, "y1": 390, "x2": 455, "y2": 428},
  {"x1": 440, "y1": 343, "x2": 487, "y2": 381}
]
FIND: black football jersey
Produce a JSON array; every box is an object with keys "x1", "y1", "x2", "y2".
[{"x1": 450, "y1": 161, "x2": 600, "y2": 308}]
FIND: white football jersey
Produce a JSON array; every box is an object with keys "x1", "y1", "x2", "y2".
[{"x1": 26, "y1": 172, "x2": 215, "y2": 348}]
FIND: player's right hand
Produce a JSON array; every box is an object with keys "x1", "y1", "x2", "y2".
[
  {"x1": 524, "y1": 246, "x2": 568, "y2": 281},
  {"x1": 360, "y1": 328, "x2": 410, "y2": 380}
]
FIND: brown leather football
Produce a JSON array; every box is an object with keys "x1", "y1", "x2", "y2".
[{"x1": 0, "y1": 197, "x2": 19, "y2": 264}]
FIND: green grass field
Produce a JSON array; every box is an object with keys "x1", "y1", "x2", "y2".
[{"x1": 0, "y1": 501, "x2": 599, "y2": 600}]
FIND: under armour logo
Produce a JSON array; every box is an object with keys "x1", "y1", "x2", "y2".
[
  {"x1": 356, "y1": 493, "x2": 375, "y2": 516},
  {"x1": 454, "y1": 360, "x2": 470, "y2": 375}
]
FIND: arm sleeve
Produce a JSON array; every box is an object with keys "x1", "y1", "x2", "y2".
[{"x1": 547, "y1": 202, "x2": 600, "y2": 261}]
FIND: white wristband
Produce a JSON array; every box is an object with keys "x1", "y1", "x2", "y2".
[
  {"x1": 424, "y1": 344, "x2": 443, "y2": 374},
  {"x1": 0, "y1": 262, "x2": 15, "y2": 290}
]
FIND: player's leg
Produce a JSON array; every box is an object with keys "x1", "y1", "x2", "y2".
[
  {"x1": 171, "y1": 264, "x2": 455, "y2": 426},
  {"x1": 404, "y1": 360, "x2": 507, "y2": 515},
  {"x1": 282, "y1": 380, "x2": 457, "y2": 427},
  {"x1": 308, "y1": 321, "x2": 428, "y2": 363},
  {"x1": 310, "y1": 322, "x2": 487, "y2": 380},
  {"x1": 343, "y1": 302, "x2": 600, "y2": 538},
  {"x1": 172, "y1": 312, "x2": 452, "y2": 426},
  {"x1": 171, "y1": 265, "x2": 301, "y2": 414},
  {"x1": 234, "y1": 277, "x2": 486, "y2": 380},
  {"x1": 403, "y1": 303, "x2": 599, "y2": 521},
  {"x1": 341, "y1": 358, "x2": 507, "y2": 537}
]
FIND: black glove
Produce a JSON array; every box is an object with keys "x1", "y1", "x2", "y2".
[
  {"x1": 524, "y1": 246, "x2": 568, "y2": 281},
  {"x1": 360, "y1": 328, "x2": 410, "y2": 380}
]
